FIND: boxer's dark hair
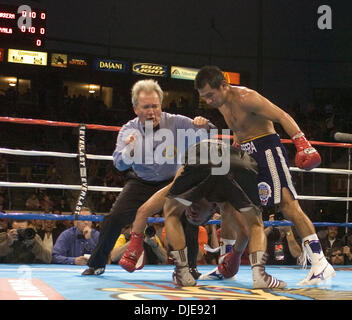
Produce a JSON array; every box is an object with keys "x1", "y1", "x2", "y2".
[{"x1": 195, "y1": 65, "x2": 225, "y2": 90}]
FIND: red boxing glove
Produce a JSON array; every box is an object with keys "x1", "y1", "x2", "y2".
[
  {"x1": 218, "y1": 250, "x2": 242, "y2": 278},
  {"x1": 119, "y1": 232, "x2": 145, "y2": 272},
  {"x1": 291, "y1": 131, "x2": 321, "y2": 170}
]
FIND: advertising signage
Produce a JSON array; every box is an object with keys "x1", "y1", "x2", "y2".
[
  {"x1": 171, "y1": 66, "x2": 240, "y2": 85},
  {"x1": 171, "y1": 66, "x2": 199, "y2": 81},
  {"x1": 51, "y1": 53, "x2": 67, "y2": 68},
  {"x1": 68, "y1": 56, "x2": 88, "y2": 67},
  {"x1": 132, "y1": 62, "x2": 168, "y2": 77},
  {"x1": 8, "y1": 48, "x2": 47, "y2": 66},
  {"x1": 95, "y1": 58, "x2": 128, "y2": 73},
  {"x1": 223, "y1": 71, "x2": 240, "y2": 85}
]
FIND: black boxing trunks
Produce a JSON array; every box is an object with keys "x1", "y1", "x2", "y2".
[
  {"x1": 167, "y1": 139, "x2": 261, "y2": 210},
  {"x1": 240, "y1": 133, "x2": 298, "y2": 209}
]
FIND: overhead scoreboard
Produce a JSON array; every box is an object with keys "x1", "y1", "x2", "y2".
[{"x1": 0, "y1": 3, "x2": 46, "y2": 48}]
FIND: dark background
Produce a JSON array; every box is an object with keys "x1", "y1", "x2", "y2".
[{"x1": 2, "y1": 0, "x2": 351, "y2": 105}]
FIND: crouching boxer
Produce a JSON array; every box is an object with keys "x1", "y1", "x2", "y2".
[{"x1": 120, "y1": 139, "x2": 286, "y2": 289}]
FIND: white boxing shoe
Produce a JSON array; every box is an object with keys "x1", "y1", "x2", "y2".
[
  {"x1": 298, "y1": 261, "x2": 336, "y2": 286},
  {"x1": 198, "y1": 266, "x2": 236, "y2": 281},
  {"x1": 298, "y1": 237, "x2": 336, "y2": 286}
]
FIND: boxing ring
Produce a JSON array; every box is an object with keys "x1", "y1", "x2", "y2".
[{"x1": 0, "y1": 116, "x2": 352, "y2": 301}]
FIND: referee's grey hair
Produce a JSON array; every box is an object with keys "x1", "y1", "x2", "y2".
[{"x1": 131, "y1": 79, "x2": 163, "y2": 107}]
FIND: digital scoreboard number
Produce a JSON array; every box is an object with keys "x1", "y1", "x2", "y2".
[{"x1": 0, "y1": 3, "x2": 46, "y2": 48}]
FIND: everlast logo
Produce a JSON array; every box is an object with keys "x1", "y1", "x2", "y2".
[
  {"x1": 99, "y1": 61, "x2": 123, "y2": 70},
  {"x1": 75, "y1": 126, "x2": 88, "y2": 214},
  {"x1": 133, "y1": 63, "x2": 166, "y2": 76}
]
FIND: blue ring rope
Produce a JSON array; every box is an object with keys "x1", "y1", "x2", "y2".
[{"x1": 1, "y1": 212, "x2": 352, "y2": 228}]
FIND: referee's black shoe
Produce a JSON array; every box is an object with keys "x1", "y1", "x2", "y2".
[{"x1": 81, "y1": 267, "x2": 105, "y2": 276}]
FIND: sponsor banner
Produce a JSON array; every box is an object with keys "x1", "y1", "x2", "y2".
[
  {"x1": 51, "y1": 53, "x2": 67, "y2": 68},
  {"x1": 68, "y1": 56, "x2": 88, "y2": 67},
  {"x1": 0, "y1": 278, "x2": 65, "y2": 300},
  {"x1": 132, "y1": 62, "x2": 168, "y2": 77},
  {"x1": 95, "y1": 58, "x2": 128, "y2": 73},
  {"x1": 8, "y1": 48, "x2": 47, "y2": 66},
  {"x1": 171, "y1": 66, "x2": 199, "y2": 80},
  {"x1": 0, "y1": 48, "x2": 3, "y2": 62},
  {"x1": 223, "y1": 71, "x2": 240, "y2": 85}
]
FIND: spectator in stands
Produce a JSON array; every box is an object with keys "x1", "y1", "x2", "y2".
[
  {"x1": 38, "y1": 219, "x2": 62, "y2": 253},
  {"x1": 51, "y1": 207, "x2": 99, "y2": 265},
  {"x1": 110, "y1": 224, "x2": 168, "y2": 265},
  {"x1": 342, "y1": 245, "x2": 352, "y2": 264},
  {"x1": 319, "y1": 226, "x2": 345, "y2": 259},
  {"x1": 31, "y1": 218, "x2": 44, "y2": 233},
  {"x1": 39, "y1": 194, "x2": 54, "y2": 212},
  {"x1": 265, "y1": 214, "x2": 302, "y2": 265},
  {"x1": 25, "y1": 193, "x2": 40, "y2": 211},
  {"x1": 329, "y1": 247, "x2": 345, "y2": 265},
  {"x1": 0, "y1": 219, "x2": 51, "y2": 263}
]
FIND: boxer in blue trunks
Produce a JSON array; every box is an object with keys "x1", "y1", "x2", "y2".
[
  {"x1": 195, "y1": 66, "x2": 335, "y2": 286},
  {"x1": 240, "y1": 133, "x2": 298, "y2": 208}
]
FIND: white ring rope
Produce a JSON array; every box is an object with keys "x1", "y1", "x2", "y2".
[
  {"x1": 0, "y1": 181, "x2": 122, "y2": 192},
  {"x1": 0, "y1": 181, "x2": 347, "y2": 201},
  {"x1": 1, "y1": 147, "x2": 352, "y2": 174},
  {"x1": 297, "y1": 196, "x2": 352, "y2": 201},
  {"x1": 0, "y1": 148, "x2": 113, "y2": 161},
  {"x1": 0, "y1": 147, "x2": 350, "y2": 201}
]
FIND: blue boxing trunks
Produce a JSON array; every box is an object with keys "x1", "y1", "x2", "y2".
[{"x1": 240, "y1": 133, "x2": 298, "y2": 209}]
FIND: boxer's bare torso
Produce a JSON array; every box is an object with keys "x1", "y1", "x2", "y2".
[{"x1": 198, "y1": 84, "x2": 299, "y2": 143}]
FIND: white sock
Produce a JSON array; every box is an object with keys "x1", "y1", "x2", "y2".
[
  {"x1": 220, "y1": 238, "x2": 236, "y2": 256},
  {"x1": 302, "y1": 234, "x2": 326, "y2": 265}
]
